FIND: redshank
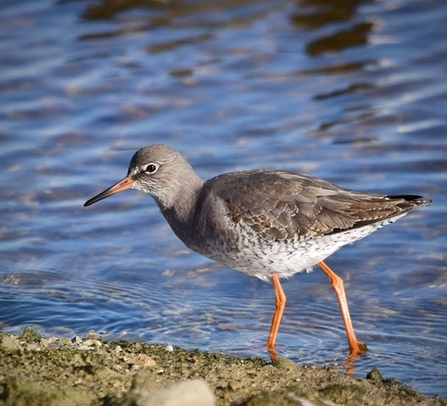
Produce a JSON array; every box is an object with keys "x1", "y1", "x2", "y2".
[{"x1": 84, "y1": 144, "x2": 431, "y2": 361}]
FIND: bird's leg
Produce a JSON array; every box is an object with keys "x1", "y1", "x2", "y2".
[
  {"x1": 317, "y1": 261, "x2": 367, "y2": 356},
  {"x1": 266, "y1": 273, "x2": 286, "y2": 361}
]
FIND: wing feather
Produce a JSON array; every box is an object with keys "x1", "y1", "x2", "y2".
[{"x1": 207, "y1": 170, "x2": 430, "y2": 242}]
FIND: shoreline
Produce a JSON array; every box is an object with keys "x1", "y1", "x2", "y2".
[{"x1": 1, "y1": 327, "x2": 445, "y2": 406}]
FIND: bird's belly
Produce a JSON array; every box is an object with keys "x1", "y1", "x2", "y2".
[
  {"x1": 206, "y1": 239, "x2": 336, "y2": 281},
  {"x1": 189, "y1": 233, "x2": 340, "y2": 282},
  {"x1": 188, "y1": 219, "x2": 395, "y2": 282}
]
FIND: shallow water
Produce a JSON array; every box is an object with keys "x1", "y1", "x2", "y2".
[{"x1": 1, "y1": 0, "x2": 447, "y2": 398}]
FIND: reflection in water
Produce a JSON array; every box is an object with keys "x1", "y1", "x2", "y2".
[
  {"x1": 306, "y1": 22, "x2": 374, "y2": 55},
  {"x1": 291, "y1": 0, "x2": 368, "y2": 29},
  {"x1": 288, "y1": 0, "x2": 377, "y2": 140},
  {"x1": 82, "y1": 0, "x2": 173, "y2": 20},
  {"x1": 82, "y1": 0, "x2": 274, "y2": 24},
  {"x1": 291, "y1": 0, "x2": 375, "y2": 55}
]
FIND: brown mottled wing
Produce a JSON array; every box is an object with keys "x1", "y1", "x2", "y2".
[{"x1": 213, "y1": 170, "x2": 430, "y2": 241}]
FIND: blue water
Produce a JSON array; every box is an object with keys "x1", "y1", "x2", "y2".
[{"x1": 1, "y1": 0, "x2": 447, "y2": 398}]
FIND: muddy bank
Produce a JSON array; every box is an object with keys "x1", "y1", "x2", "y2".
[{"x1": 0, "y1": 328, "x2": 445, "y2": 406}]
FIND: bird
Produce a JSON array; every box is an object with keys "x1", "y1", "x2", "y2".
[{"x1": 84, "y1": 144, "x2": 431, "y2": 362}]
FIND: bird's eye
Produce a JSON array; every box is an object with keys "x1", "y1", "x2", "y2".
[{"x1": 145, "y1": 163, "x2": 158, "y2": 173}]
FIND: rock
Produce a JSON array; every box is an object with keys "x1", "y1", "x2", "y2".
[
  {"x1": 60, "y1": 337, "x2": 73, "y2": 345},
  {"x1": 129, "y1": 354, "x2": 157, "y2": 368},
  {"x1": 271, "y1": 357, "x2": 300, "y2": 371},
  {"x1": 0, "y1": 330, "x2": 444, "y2": 406},
  {"x1": 82, "y1": 339, "x2": 102, "y2": 348},
  {"x1": 40, "y1": 336, "x2": 58, "y2": 347},
  {"x1": 84, "y1": 331, "x2": 101, "y2": 340},
  {"x1": 366, "y1": 367, "x2": 384, "y2": 382},
  {"x1": 235, "y1": 386, "x2": 333, "y2": 406},
  {"x1": 19, "y1": 326, "x2": 42, "y2": 343},
  {"x1": 72, "y1": 336, "x2": 83, "y2": 345},
  {"x1": 121, "y1": 374, "x2": 215, "y2": 406},
  {"x1": 0, "y1": 334, "x2": 20, "y2": 351}
]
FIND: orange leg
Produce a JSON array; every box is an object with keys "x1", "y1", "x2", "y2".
[
  {"x1": 266, "y1": 274, "x2": 286, "y2": 361},
  {"x1": 317, "y1": 261, "x2": 367, "y2": 355}
]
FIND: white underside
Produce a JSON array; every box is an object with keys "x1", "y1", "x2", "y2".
[{"x1": 201, "y1": 213, "x2": 407, "y2": 282}]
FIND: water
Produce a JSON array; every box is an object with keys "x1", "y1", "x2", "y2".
[{"x1": 1, "y1": 0, "x2": 447, "y2": 398}]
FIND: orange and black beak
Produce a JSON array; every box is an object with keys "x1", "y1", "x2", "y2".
[{"x1": 84, "y1": 176, "x2": 135, "y2": 207}]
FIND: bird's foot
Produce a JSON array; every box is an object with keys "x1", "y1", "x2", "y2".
[
  {"x1": 266, "y1": 344, "x2": 280, "y2": 362},
  {"x1": 352, "y1": 341, "x2": 368, "y2": 354},
  {"x1": 345, "y1": 341, "x2": 368, "y2": 375}
]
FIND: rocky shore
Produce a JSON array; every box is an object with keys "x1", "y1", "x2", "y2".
[{"x1": 0, "y1": 328, "x2": 445, "y2": 406}]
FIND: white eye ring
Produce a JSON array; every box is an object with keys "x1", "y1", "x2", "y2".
[{"x1": 144, "y1": 163, "x2": 158, "y2": 173}]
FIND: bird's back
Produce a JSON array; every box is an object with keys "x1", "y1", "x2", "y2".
[
  {"x1": 207, "y1": 169, "x2": 429, "y2": 239},
  {"x1": 179, "y1": 169, "x2": 430, "y2": 279}
]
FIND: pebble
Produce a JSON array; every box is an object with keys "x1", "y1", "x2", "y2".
[
  {"x1": 130, "y1": 354, "x2": 157, "y2": 368},
  {"x1": 83, "y1": 339, "x2": 102, "y2": 348},
  {"x1": 72, "y1": 336, "x2": 83, "y2": 344}
]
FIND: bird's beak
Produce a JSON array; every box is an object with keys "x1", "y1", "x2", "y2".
[{"x1": 84, "y1": 176, "x2": 136, "y2": 207}]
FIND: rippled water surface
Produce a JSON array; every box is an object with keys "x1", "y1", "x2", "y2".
[{"x1": 1, "y1": 0, "x2": 447, "y2": 398}]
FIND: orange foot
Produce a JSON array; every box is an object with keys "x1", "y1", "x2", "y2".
[
  {"x1": 345, "y1": 342, "x2": 368, "y2": 374},
  {"x1": 267, "y1": 345, "x2": 280, "y2": 362},
  {"x1": 351, "y1": 340, "x2": 368, "y2": 355}
]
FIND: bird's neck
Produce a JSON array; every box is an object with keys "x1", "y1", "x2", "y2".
[{"x1": 157, "y1": 172, "x2": 204, "y2": 229}]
